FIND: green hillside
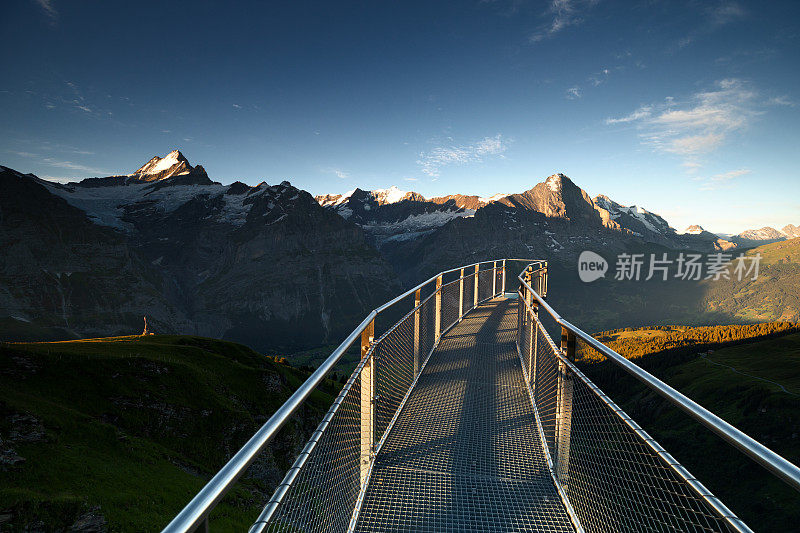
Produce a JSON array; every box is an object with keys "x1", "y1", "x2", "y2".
[
  {"x1": 580, "y1": 327, "x2": 800, "y2": 531},
  {"x1": 0, "y1": 335, "x2": 338, "y2": 531},
  {"x1": 702, "y1": 238, "x2": 800, "y2": 322},
  {"x1": 547, "y1": 238, "x2": 800, "y2": 333}
]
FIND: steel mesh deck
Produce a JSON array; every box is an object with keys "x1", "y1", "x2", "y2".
[{"x1": 355, "y1": 298, "x2": 575, "y2": 532}]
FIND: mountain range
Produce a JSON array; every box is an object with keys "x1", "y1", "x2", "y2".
[
  {"x1": 1, "y1": 149, "x2": 798, "y2": 347},
  {"x1": 725, "y1": 225, "x2": 800, "y2": 246},
  {"x1": 0, "y1": 151, "x2": 400, "y2": 350}
]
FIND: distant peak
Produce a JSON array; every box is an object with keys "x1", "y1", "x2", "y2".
[
  {"x1": 127, "y1": 149, "x2": 196, "y2": 183},
  {"x1": 125, "y1": 149, "x2": 213, "y2": 186},
  {"x1": 372, "y1": 186, "x2": 411, "y2": 204},
  {"x1": 684, "y1": 224, "x2": 705, "y2": 235}
]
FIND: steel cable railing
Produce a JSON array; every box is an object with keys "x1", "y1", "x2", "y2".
[
  {"x1": 161, "y1": 259, "x2": 508, "y2": 533},
  {"x1": 257, "y1": 262, "x2": 505, "y2": 532},
  {"x1": 516, "y1": 262, "x2": 800, "y2": 533}
]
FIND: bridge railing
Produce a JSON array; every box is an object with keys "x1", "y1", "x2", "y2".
[
  {"x1": 517, "y1": 262, "x2": 800, "y2": 533},
  {"x1": 162, "y1": 259, "x2": 511, "y2": 533}
]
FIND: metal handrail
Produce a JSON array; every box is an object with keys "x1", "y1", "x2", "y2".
[
  {"x1": 517, "y1": 293, "x2": 749, "y2": 532},
  {"x1": 162, "y1": 258, "x2": 518, "y2": 533},
  {"x1": 517, "y1": 263, "x2": 800, "y2": 493}
]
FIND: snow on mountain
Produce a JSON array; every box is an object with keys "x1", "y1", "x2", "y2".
[
  {"x1": 546, "y1": 174, "x2": 561, "y2": 192},
  {"x1": 736, "y1": 227, "x2": 786, "y2": 241},
  {"x1": 316, "y1": 190, "x2": 355, "y2": 208},
  {"x1": 133, "y1": 150, "x2": 187, "y2": 176},
  {"x1": 372, "y1": 186, "x2": 410, "y2": 204},
  {"x1": 592, "y1": 194, "x2": 673, "y2": 237},
  {"x1": 316, "y1": 188, "x2": 507, "y2": 211},
  {"x1": 41, "y1": 178, "x2": 291, "y2": 232},
  {"x1": 478, "y1": 193, "x2": 508, "y2": 204},
  {"x1": 726, "y1": 224, "x2": 800, "y2": 244},
  {"x1": 362, "y1": 209, "x2": 476, "y2": 244},
  {"x1": 314, "y1": 186, "x2": 424, "y2": 209},
  {"x1": 683, "y1": 225, "x2": 705, "y2": 235},
  {"x1": 313, "y1": 186, "x2": 478, "y2": 247},
  {"x1": 783, "y1": 224, "x2": 800, "y2": 239},
  {"x1": 125, "y1": 149, "x2": 205, "y2": 183},
  {"x1": 37, "y1": 152, "x2": 296, "y2": 233}
]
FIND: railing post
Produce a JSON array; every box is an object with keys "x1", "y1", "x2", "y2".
[
  {"x1": 542, "y1": 263, "x2": 548, "y2": 298},
  {"x1": 501, "y1": 259, "x2": 507, "y2": 294},
  {"x1": 413, "y1": 289, "x2": 421, "y2": 377},
  {"x1": 524, "y1": 265, "x2": 533, "y2": 311},
  {"x1": 528, "y1": 297, "x2": 539, "y2": 386},
  {"x1": 555, "y1": 326, "x2": 575, "y2": 488},
  {"x1": 360, "y1": 318, "x2": 375, "y2": 487},
  {"x1": 434, "y1": 275, "x2": 442, "y2": 342},
  {"x1": 473, "y1": 264, "x2": 479, "y2": 308},
  {"x1": 458, "y1": 268, "x2": 464, "y2": 321},
  {"x1": 527, "y1": 311, "x2": 534, "y2": 382},
  {"x1": 492, "y1": 260, "x2": 497, "y2": 296}
]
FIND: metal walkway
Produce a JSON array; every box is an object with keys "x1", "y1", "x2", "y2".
[
  {"x1": 164, "y1": 259, "x2": 800, "y2": 533},
  {"x1": 355, "y1": 297, "x2": 574, "y2": 532}
]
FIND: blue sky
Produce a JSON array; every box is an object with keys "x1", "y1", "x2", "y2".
[{"x1": 1, "y1": 0, "x2": 798, "y2": 233}]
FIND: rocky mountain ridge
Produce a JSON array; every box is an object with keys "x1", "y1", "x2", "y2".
[
  {"x1": 0, "y1": 153, "x2": 400, "y2": 350},
  {"x1": 316, "y1": 173, "x2": 740, "y2": 263},
  {"x1": 4, "y1": 150, "x2": 797, "y2": 349},
  {"x1": 727, "y1": 225, "x2": 800, "y2": 246}
]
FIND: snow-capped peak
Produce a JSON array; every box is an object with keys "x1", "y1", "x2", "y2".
[
  {"x1": 683, "y1": 225, "x2": 705, "y2": 235},
  {"x1": 315, "y1": 186, "x2": 415, "y2": 208},
  {"x1": 479, "y1": 193, "x2": 508, "y2": 204},
  {"x1": 545, "y1": 173, "x2": 564, "y2": 192},
  {"x1": 130, "y1": 149, "x2": 192, "y2": 181},
  {"x1": 315, "y1": 189, "x2": 355, "y2": 207},
  {"x1": 372, "y1": 186, "x2": 409, "y2": 205}
]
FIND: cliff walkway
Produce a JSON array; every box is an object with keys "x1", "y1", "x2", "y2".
[{"x1": 163, "y1": 260, "x2": 800, "y2": 533}]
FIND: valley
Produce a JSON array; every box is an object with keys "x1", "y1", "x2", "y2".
[{"x1": 579, "y1": 328, "x2": 800, "y2": 532}]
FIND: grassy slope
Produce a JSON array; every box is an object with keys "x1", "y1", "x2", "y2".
[
  {"x1": 547, "y1": 238, "x2": 800, "y2": 333},
  {"x1": 0, "y1": 335, "x2": 337, "y2": 531},
  {"x1": 580, "y1": 328, "x2": 800, "y2": 531},
  {"x1": 702, "y1": 238, "x2": 800, "y2": 322}
]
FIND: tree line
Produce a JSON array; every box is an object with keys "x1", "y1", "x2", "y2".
[{"x1": 578, "y1": 322, "x2": 800, "y2": 365}]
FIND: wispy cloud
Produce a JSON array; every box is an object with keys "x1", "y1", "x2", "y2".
[
  {"x1": 711, "y1": 168, "x2": 751, "y2": 181},
  {"x1": 417, "y1": 134, "x2": 509, "y2": 178},
  {"x1": 605, "y1": 79, "x2": 757, "y2": 168},
  {"x1": 33, "y1": 0, "x2": 58, "y2": 25},
  {"x1": 6, "y1": 146, "x2": 107, "y2": 177},
  {"x1": 232, "y1": 103, "x2": 241, "y2": 109},
  {"x1": 605, "y1": 106, "x2": 651, "y2": 124},
  {"x1": 404, "y1": 177, "x2": 419, "y2": 182},
  {"x1": 708, "y1": 2, "x2": 747, "y2": 26},
  {"x1": 589, "y1": 68, "x2": 610, "y2": 87},
  {"x1": 565, "y1": 86, "x2": 581, "y2": 100},
  {"x1": 697, "y1": 168, "x2": 751, "y2": 190},
  {"x1": 768, "y1": 95, "x2": 796, "y2": 107},
  {"x1": 529, "y1": 0, "x2": 599, "y2": 43},
  {"x1": 41, "y1": 157, "x2": 110, "y2": 175},
  {"x1": 320, "y1": 167, "x2": 349, "y2": 179},
  {"x1": 672, "y1": 2, "x2": 746, "y2": 52}
]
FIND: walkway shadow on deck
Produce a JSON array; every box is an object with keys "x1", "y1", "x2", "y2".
[{"x1": 355, "y1": 298, "x2": 574, "y2": 532}]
